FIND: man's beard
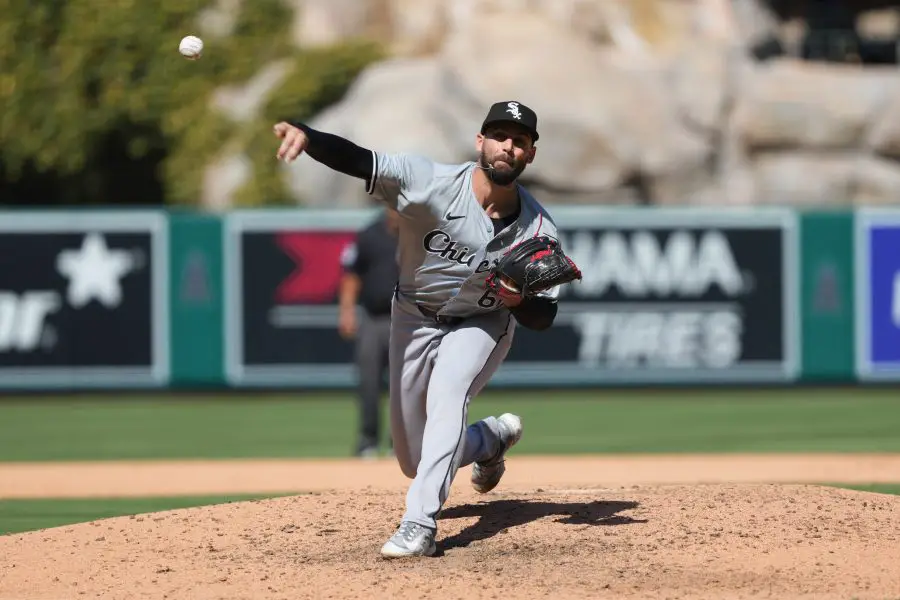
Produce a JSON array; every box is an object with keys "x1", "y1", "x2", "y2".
[{"x1": 479, "y1": 150, "x2": 526, "y2": 186}]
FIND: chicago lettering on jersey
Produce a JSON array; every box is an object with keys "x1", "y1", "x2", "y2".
[
  {"x1": 421, "y1": 230, "x2": 499, "y2": 273},
  {"x1": 422, "y1": 230, "x2": 476, "y2": 267}
]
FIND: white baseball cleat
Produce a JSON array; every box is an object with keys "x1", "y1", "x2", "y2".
[
  {"x1": 471, "y1": 413, "x2": 523, "y2": 494},
  {"x1": 380, "y1": 521, "x2": 437, "y2": 558}
]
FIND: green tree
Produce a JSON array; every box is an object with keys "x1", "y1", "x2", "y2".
[{"x1": 0, "y1": 0, "x2": 382, "y2": 207}]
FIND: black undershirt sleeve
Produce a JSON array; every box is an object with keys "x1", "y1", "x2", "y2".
[
  {"x1": 288, "y1": 121, "x2": 374, "y2": 182},
  {"x1": 509, "y1": 296, "x2": 558, "y2": 331}
]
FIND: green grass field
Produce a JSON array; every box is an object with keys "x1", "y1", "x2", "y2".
[
  {"x1": 0, "y1": 494, "x2": 290, "y2": 535},
  {"x1": 2, "y1": 387, "x2": 899, "y2": 535},
  {"x1": 2, "y1": 387, "x2": 900, "y2": 462}
]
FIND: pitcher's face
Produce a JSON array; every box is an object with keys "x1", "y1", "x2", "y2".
[{"x1": 476, "y1": 124, "x2": 536, "y2": 186}]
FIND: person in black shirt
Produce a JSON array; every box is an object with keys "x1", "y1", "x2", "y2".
[{"x1": 338, "y1": 208, "x2": 400, "y2": 458}]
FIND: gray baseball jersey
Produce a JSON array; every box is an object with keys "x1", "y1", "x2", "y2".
[
  {"x1": 366, "y1": 150, "x2": 563, "y2": 532},
  {"x1": 368, "y1": 152, "x2": 562, "y2": 315}
]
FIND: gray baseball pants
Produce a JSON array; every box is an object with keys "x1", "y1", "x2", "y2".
[{"x1": 388, "y1": 291, "x2": 516, "y2": 531}]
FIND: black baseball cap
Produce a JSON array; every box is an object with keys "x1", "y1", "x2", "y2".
[{"x1": 481, "y1": 101, "x2": 539, "y2": 142}]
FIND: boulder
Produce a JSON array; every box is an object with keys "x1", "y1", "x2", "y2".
[
  {"x1": 854, "y1": 155, "x2": 900, "y2": 205},
  {"x1": 202, "y1": 0, "x2": 900, "y2": 209},
  {"x1": 280, "y1": 58, "x2": 473, "y2": 208},
  {"x1": 751, "y1": 152, "x2": 857, "y2": 206},
  {"x1": 202, "y1": 153, "x2": 252, "y2": 211},
  {"x1": 727, "y1": 0, "x2": 781, "y2": 49},
  {"x1": 212, "y1": 60, "x2": 293, "y2": 123},
  {"x1": 733, "y1": 59, "x2": 899, "y2": 151},
  {"x1": 648, "y1": 166, "x2": 718, "y2": 206},
  {"x1": 867, "y1": 93, "x2": 900, "y2": 158},
  {"x1": 386, "y1": 0, "x2": 448, "y2": 56},
  {"x1": 748, "y1": 152, "x2": 900, "y2": 206},
  {"x1": 289, "y1": 0, "x2": 389, "y2": 49},
  {"x1": 667, "y1": 40, "x2": 736, "y2": 135},
  {"x1": 440, "y1": 12, "x2": 711, "y2": 188}
]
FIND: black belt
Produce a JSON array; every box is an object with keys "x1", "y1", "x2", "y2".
[{"x1": 417, "y1": 304, "x2": 464, "y2": 327}]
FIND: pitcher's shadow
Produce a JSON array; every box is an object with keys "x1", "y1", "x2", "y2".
[{"x1": 436, "y1": 498, "x2": 645, "y2": 553}]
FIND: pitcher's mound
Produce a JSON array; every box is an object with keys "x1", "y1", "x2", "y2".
[{"x1": 1, "y1": 484, "x2": 898, "y2": 599}]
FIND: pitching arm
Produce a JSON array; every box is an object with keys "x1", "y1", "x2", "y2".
[
  {"x1": 279, "y1": 121, "x2": 434, "y2": 210},
  {"x1": 285, "y1": 121, "x2": 374, "y2": 183}
]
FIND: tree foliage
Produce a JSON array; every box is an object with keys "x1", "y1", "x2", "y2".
[{"x1": 0, "y1": 0, "x2": 382, "y2": 207}]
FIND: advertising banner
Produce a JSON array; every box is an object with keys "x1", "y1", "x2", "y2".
[
  {"x1": 855, "y1": 209, "x2": 900, "y2": 380},
  {"x1": 496, "y1": 207, "x2": 800, "y2": 385},
  {"x1": 224, "y1": 209, "x2": 378, "y2": 387},
  {"x1": 225, "y1": 207, "x2": 798, "y2": 388},
  {"x1": 0, "y1": 212, "x2": 169, "y2": 388}
]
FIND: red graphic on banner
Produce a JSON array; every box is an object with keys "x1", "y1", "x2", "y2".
[{"x1": 274, "y1": 231, "x2": 356, "y2": 304}]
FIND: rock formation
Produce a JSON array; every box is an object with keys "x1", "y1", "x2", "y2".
[{"x1": 210, "y1": 0, "x2": 900, "y2": 207}]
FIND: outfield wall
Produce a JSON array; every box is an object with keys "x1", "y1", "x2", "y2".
[{"x1": 0, "y1": 206, "x2": 893, "y2": 390}]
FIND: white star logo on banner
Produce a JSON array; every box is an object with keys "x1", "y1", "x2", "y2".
[{"x1": 56, "y1": 233, "x2": 136, "y2": 309}]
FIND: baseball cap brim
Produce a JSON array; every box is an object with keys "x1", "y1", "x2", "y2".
[{"x1": 480, "y1": 119, "x2": 539, "y2": 142}]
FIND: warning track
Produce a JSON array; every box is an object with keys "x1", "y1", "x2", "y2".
[{"x1": 2, "y1": 453, "x2": 899, "y2": 499}]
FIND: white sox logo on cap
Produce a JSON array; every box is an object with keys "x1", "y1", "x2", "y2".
[{"x1": 481, "y1": 100, "x2": 539, "y2": 141}]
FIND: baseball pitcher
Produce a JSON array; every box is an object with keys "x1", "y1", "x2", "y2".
[{"x1": 273, "y1": 100, "x2": 581, "y2": 558}]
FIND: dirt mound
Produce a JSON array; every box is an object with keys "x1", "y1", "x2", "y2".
[{"x1": 2, "y1": 484, "x2": 899, "y2": 599}]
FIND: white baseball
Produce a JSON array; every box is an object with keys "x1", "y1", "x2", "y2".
[{"x1": 179, "y1": 35, "x2": 203, "y2": 60}]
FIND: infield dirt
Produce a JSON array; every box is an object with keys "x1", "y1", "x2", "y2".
[{"x1": 1, "y1": 455, "x2": 899, "y2": 599}]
